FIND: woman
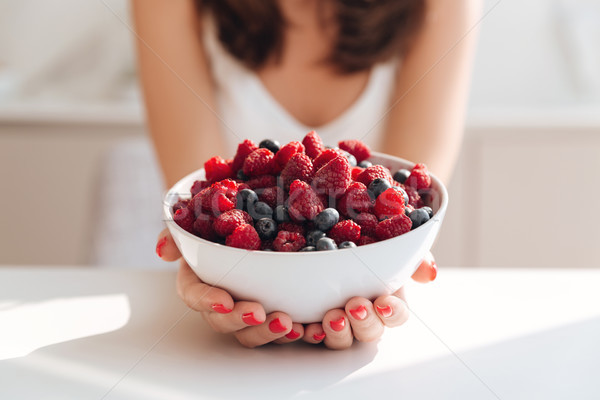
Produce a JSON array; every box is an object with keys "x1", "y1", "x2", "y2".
[{"x1": 133, "y1": 0, "x2": 480, "y2": 349}]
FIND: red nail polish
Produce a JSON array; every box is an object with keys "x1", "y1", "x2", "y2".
[
  {"x1": 313, "y1": 332, "x2": 326, "y2": 341},
  {"x1": 430, "y1": 261, "x2": 438, "y2": 281},
  {"x1": 242, "y1": 312, "x2": 263, "y2": 326},
  {"x1": 329, "y1": 317, "x2": 346, "y2": 331},
  {"x1": 376, "y1": 305, "x2": 393, "y2": 318},
  {"x1": 349, "y1": 305, "x2": 368, "y2": 320},
  {"x1": 285, "y1": 329, "x2": 300, "y2": 340},
  {"x1": 155, "y1": 236, "x2": 167, "y2": 258},
  {"x1": 211, "y1": 304, "x2": 232, "y2": 314},
  {"x1": 269, "y1": 318, "x2": 287, "y2": 333}
]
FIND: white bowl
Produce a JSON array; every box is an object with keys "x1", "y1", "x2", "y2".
[{"x1": 164, "y1": 152, "x2": 448, "y2": 323}]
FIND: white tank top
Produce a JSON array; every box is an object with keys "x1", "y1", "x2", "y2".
[{"x1": 202, "y1": 19, "x2": 399, "y2": 151}]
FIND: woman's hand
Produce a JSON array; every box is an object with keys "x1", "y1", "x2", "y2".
[{"x1": 157, "y1": 229, "x2": 435, "y2": 349}]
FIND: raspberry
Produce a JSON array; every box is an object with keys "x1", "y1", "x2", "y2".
[
  {"x1": 261, "y1": 239, "x2": 274, "y2": 251},
  {"x1": 337, "y1": 182, "x2": 373, "y2": 217},
  {"x1": 213, "y1": 209, "x2": 253, "y2": 237},
  {"x1": 374, "y1": 187, "x2": 405, "y2": 220},
  {"x1": 246, "y1": 174, "x2": 277, "y2": 190},
  {"x1": 312, "y1": 156, "x2": 352, "y2": 198},
  {"x1": 193, "y1": 215, "x2": 217, "y2": 241},
  {"x1": 402, "y1": 184, "x2": 423, "y2": 208},
  {"x1": 329, "y1": 220, "x2": 361, "y2": 245},
  {"x1": 375, "y1": 214, "x2": 412, "y2": 240},
  {"x1": 313, "y1": 148, "x2": 343, "y2": 171},
  {"x1": 302, "y1": 130, "x2": 324, "y2": 159},
  {"x1": 274, "y1": 141, "x2": 305, "y2": 171},
  {"x1": 356, "y1": 165, "x2": 393, "y2": 187},
  {"x1": 280, "y1": 153, "x2": 314, "y2": 190},
  {"x1": 354, "y1": 212, "x2": 378, "y2": 237},
  {"x1": 204, "y1": 156, "x2": 233, "y2": 183},
  {"x1": 338, "y1": 139, "x2": 371, "y2": 163},
  {"x1": 287, "y1": 180, "x2": 324, "y2": 222},
  {"x1": 190, "y1": 179, "x2": 238, "y2": 217},
  {"x1": 242, "y1": 148, "x2": 274, "y2": 177},
  {"x1": 190, "y1": 180, "x2": 209, "y2": 197},
  {"x1": 258, "y1": 186, "x2": 284, "y2": 208},
  {"x1": 277, "y1": 222, "x2": 305, "y2": 236},
  {"x1": 172, "y1": 199, "x2": 190, "y2": 213},
  {"x1": 173, "y1": 207, "x2": 194, "y2": 232},
  {"x1": 357, "y1": 235, "x2": 376, "y2": 246},
  {"x1": 405, "y1": 163, "x2": 431, "y2": 190},
  {"x1": 273, "y1": 231, "x2": 306, "y2": 252},
  {"x1": 232, "y1": 139, "x2": 258, "y2": 172},
  {"x1": 225, "y1": 224, "x2": 261, "y2": 250},
  {"x1": 351, "y1": 166, "x2": 364, "y2": 181}
]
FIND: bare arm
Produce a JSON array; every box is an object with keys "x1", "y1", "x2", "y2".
[
  {"x1": 132, "y1": 0, "x2": 225, "y2": 187},
  {"x1": 382, "y1": 0, "x2": 482, "y2": 183}
]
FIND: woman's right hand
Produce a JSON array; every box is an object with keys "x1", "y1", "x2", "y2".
[{"x1": 156, "y1": 229, "x2": 304, "y2": 348}]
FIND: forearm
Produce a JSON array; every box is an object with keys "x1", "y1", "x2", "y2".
[
  {"x1": 133, "y1": 0, "x2": 226, "y2": 187},
  {"x1": 382, "y1": 0, "x2": 482, "y2": 184}
]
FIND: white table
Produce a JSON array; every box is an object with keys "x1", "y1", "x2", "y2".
[{"x1": 1, "y1": 267, "x2": 599, "y2": 400}]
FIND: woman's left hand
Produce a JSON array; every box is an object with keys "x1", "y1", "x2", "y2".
[{"x1": 289, "y1": 252, "x2": 437, "y2": 349}]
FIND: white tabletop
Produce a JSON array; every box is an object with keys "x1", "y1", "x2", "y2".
[{"x1": 1, "y1": 266, "x2": 599, "y2": 400}]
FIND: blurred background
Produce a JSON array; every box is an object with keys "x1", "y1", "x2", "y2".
[{"x1": 0, "y1": 0, "x2": 599, "y2": 269}]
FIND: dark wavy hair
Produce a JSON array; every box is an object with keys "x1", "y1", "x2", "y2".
[{"x1": 197, "y1": 0, "x2": 426, "y2": 73}]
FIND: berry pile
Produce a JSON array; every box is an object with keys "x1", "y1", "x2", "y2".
[{"x1": 172, "y1": 131, "x2": 436, "y2": 251}]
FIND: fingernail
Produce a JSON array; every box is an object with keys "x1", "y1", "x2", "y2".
[
  {"x1": 211, "y1": 303, "x2": 232, "y2": 314},
  {"x1": 242, "y1": 312, "x2": 263, "y2": 326},
  {"x1": 430, "y1": 261, "x2": 438, "y2": 281},
  {"x1": 349, "y1": 305, "x2": 368, "y2": 320},
  {"x1": 155, "y1": 236, "x2": 167, "y2": 258},
  {"x1": 313, "y1": 332, "x2": 326, "y2": 341},
  {"x1": 329, "y1": 316, "x2": 346, "y2": 331},
  {"x1": 269, "y1": 318, "x2": 287, "y2": 333},
  {"x1": 376, "y1": 305, "x2": 393, "y2": 318},
  {"x1": 285, "y1": 329, "x2": 300, "y2": 340}
]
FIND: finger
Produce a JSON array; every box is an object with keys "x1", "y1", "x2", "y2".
[
  {"x1": 176, "y1": 260, "x2": 234, "y2": 313},
  {"x1": 156, "y1": 228, "x2": 182, "y2": 261},
  {"x1": 303, "y1": 323, "x2": 326, "y2": 344},
  {"x1": 373, "y1": 288, "x2": 410, "y2": 328},
  {"x1": 274, "y1": 323, "x2": 304, "y2": 344},
  {"x1": 345, "y1": 297, "x2": 384, "y2": 343},
  {"x1": 322, "y1": 309, "x2": 353, "y2": 350},
  {"x1": 233, "y1": 312, "x2": 293, "y2": 348},
  {"x1": 411, "y1": 251, "x2": 437, "y2": 283},
  {"x1": 203, "y1": 301, "x2": 266, "y2": 334}
]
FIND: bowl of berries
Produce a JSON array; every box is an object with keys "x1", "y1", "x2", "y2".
[{"x1": 164, "y1": 131, "x2": 447, "y2": 323}]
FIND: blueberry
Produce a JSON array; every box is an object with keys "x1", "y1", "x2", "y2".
[
  {"x1": 259, "y1": 139, "x2": 280, "y2": 154},
  {"x1": 368, "y1": 178, "x2": 392, "y2": 199},
  {"x1": 255, "y1": 218, "x2": 277, "y2": 240},
  {"x1": 422, "y1": 206, "x2": 434, "y2": 218},
  {"x1": 392, "y1": 186, "x2": 409, "y2": 206},
  {"x1": 236, "y1": 189, "x2": 258, "y2": 211},
  {"x1": 393, "y1": 169, "x2": 410, "y2": 184},
  {"x1": 358, "y1": 160, "x2": 372, "y2": 168},
  {"x1": 404, "y1": 207, "x2": 411, "y2": 216},
  {"x1": 248, "y1": 201, "x2": 273, "y2": 220},
  {"x1": 306, "y1": 230, "x2": 326, "y2": 247},
  {"x1": 237, "y1": 169, "x2": 249, "y2": 181},
  {"x1": 274, "y1": 205, "x2": 290, "y2": 223},
  {"x1": 316, "y1": 237, "x2": 338, "y2": 251},
  {"x1": 314, "y1": 208, "x2": 339, "y2": 231},
  {"x1": 339, "y1": 241, "x2": 357, "y2": 249},
  {"x1": 300, "y1": 246, "x2": 316, "y2": 252},
  {"x1": 339, "y1": 150, "x2": 357, "y2": 167},
  {"x1": 409, "y1": 208, "x2": 430, "y2": 229}
]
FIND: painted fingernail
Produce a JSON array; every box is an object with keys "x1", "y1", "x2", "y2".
[
  {"x1": 430, "y1": 261, "x2": 438, "y2": 281},
  {"x1": 329, "y1": 316, "x2": 346, "y2": 331},
  {"x1": 242, "y1": 312, "x2": 263, "y2": 326},
  {"x1": 285, "y1": 329, "x2": 301, "y2": 340},
  {"x1": 269, "y1": 318, "x2": 287, "y2": 333},
  {"x1": 376, "y1": 305, "x2": 393, "y2": 318},
  {"x1": 313, "y1": 332, "x2": 326, "y2": 341},
  {"x1": 349, "y1": 305, "x2": 368, "y2": 320},
  {"x1": 155, "y1": 236, "x2": 167, "y2": 258},
  {"x1": 211, "y1": 304, "x2": 232, "y2": 314}
]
